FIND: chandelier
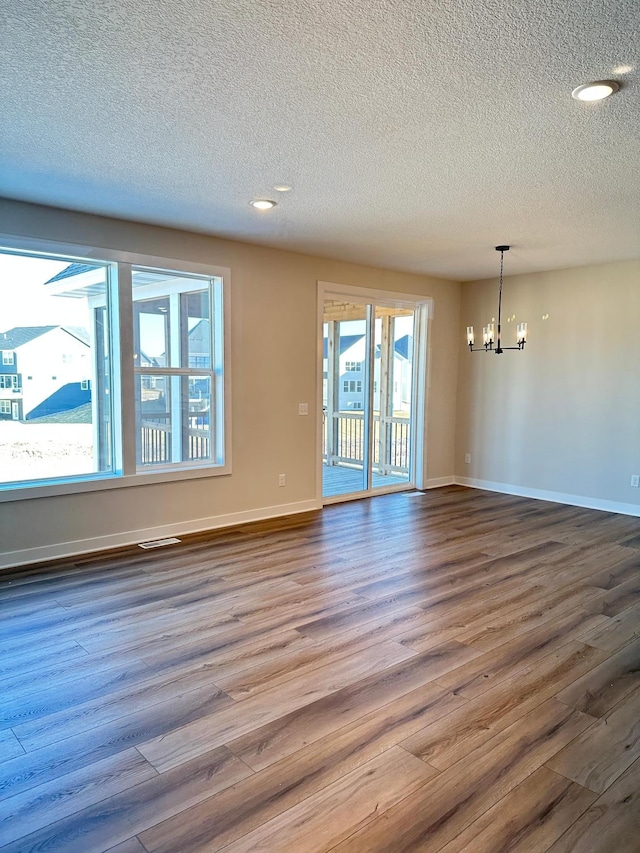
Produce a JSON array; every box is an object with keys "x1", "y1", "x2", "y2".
[{"x1": 467, "y1": 245, "x2": 527, "y2": 354}]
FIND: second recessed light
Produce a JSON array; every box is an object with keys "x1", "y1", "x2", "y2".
[
  {"x1": 249, "y1": 199, "x2": 277, "y2": 210},
  {"x1": 571, "y1": 80, "x2": 620, "y2": 101}
]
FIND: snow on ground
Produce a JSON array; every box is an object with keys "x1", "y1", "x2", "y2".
[{"x1": 0, "y1": 421, "x2": 95, "y2": 482}]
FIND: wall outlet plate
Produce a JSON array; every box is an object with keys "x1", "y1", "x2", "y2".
[
  {"x1": 631, "y1": 474, "x2": 640, "y2": 488},
  {"x1": 465, "y1": 453, "x2": 471, "y2": 464}
]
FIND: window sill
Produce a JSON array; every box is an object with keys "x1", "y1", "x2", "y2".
[{"x1": 0, "y1": 462, "x2": 232, "y2": 503}]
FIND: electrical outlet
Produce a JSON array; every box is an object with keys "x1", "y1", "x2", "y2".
[
  {"x1": 298, "y1": 402, "x2": 309, "y2": 415},
  {"x1": 465, "y1": 453, "x2": 471, "y2": 464},
  {"x1": 631, "y1": 474, "x2": 640, "y2": 488},
  {"x1": 278, "y1": 473, "x2": 286, "y2": 487}
]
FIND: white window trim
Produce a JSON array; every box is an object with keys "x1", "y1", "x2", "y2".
[{"x1": 0, "y1": 235, "x2": 232, "y2": 503}]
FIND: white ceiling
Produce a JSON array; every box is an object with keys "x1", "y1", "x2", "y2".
[{"x1": 1, "y1": 0, "x2": 638, "y2": 280}]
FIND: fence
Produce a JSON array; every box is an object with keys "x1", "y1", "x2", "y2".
[
  {"x1": 139, "y1": 419, "x2": 211, "y2": 465},
  {"x1": 322, "y1": 410, "x2": 410, "y2": 473}
]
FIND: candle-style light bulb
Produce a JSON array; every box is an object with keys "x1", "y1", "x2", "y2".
[
  {"x1": 517, "y1": 322, "x2": 527, "y2": 344},
  {"x1": 486, "y1": 323, "x2": 495, "y2": 344},
  {"x1": 467, "y1": 326, "x2": 475, "y2": 345}
]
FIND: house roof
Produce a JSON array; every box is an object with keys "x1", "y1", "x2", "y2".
[
  {"x1": 323, "y1": 334, "x2": 364, "y2": 358},
  {"x1": 324, "y1": 333, "x2": 412, "y2": 360},
  {"x1": 0, "y1": 326, "x2": 89, "y2": 349},
  {"x1": 0, "y1": 326, "x2": 58, "y2": 349},
  {"x1": 394, "y1": 334, "x2": 412, "y2": 360},
  {"x1": 45, "y1": 263, "x2": 101, "y2": 285},
  {"x1": 1, "y1": 0, "x2": 638, "y2": 280}
]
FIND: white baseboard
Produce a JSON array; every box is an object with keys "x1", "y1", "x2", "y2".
[
  {"x1": 0, "y1": 499, "x2": 321, "y2": 570},
  {"x1": 423, "y1": 476, "x2": 456, "y2": 489},
  {"x1": 4, "y1": 477, "x2": 638, "y2": 571},
  {"x1": 455, "y1": 476, "x2": 640, "y2": 517}
]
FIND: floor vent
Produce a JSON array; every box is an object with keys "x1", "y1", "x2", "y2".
[{"x1": 138, "y1": 537, "x2": 182, "y2": 549}]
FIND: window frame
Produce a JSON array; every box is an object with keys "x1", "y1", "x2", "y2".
[
  {"x1": 131, "y1": 267, "x2": 223, "y2": 472},
  {"x1": 0, "y1": 236, "x2": 231, "y2": 503}
]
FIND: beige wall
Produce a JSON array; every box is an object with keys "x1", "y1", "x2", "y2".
[
  {"x1": 456, "y1": 258, "x2": 640, "y2": 511},
  {"x1": 0, "y1": 199, "x2": 461, "y2": 564}
]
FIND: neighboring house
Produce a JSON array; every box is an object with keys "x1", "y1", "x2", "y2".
[
  {"x1": 324, "y1": 334, "x2": 367, "y2": 411},
  {"x1": 380, "y1": 334, "x2": 413, "y2": 411},
  {"x1": 142, "y1": 320, "x2": 211, "y2": 420},
  {"x1": 323, "y1": 333, "x2": 413, "y2": 412},
  {"x1": 0, "y1": 326, "x2": 91, "y2": 421}
]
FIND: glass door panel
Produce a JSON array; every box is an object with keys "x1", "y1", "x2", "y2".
[
  {"x1": 322, "y1": 300, "x2": 370, "y2": 498},
  {"x1": 371, "y1": 306, "x2": 414, "y2": 490}
]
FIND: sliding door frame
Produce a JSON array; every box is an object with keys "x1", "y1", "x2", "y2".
[{"x1": 317, "y1": 280, "x2": 433, "y2": 506}]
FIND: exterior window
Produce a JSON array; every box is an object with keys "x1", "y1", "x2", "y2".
[
  {"x1": 0, "y1": 247, "x2": 228, "y2": 493},
  {"x1": 345, "y1": 361, "x2": 362, "y2": 372},
  {"x1": 0, "y1": 375, "x2": 20, "y2": 389},
  {"x1": 343, "y1": 380, "x2": 349, "y2": 392},
  {"x1": 133, "y1": 268, "x2": 224, "y2": 469}
]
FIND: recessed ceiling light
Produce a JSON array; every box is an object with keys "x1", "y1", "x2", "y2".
[
  {"x1": 249, "y1": 199, "x2": 277, "y2": 210},
  {"x1": 273, "y1": 184, "x2": 292, "y2": 192},
  {"x1": 571, "y1": 80, "x2": 620, "y2": 101}
]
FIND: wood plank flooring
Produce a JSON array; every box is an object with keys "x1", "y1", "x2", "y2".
[{"x1": 1, "y1": 485, "x2": 639, "y2": 852}]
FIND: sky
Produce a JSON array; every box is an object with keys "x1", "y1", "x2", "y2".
[{"x1": 0, "y1": 252, "x2": 91, "y2": 332}]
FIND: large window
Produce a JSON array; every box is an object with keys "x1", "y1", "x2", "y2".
[{"x1": 0, "y1": 245, "x2": 228, "y2": 495}]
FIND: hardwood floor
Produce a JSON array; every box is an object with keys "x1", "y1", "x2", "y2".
[{"x1": 0, "y1": 486, "x2": 639, "y2": 852}]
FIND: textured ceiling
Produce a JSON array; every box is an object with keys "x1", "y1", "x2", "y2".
[{"x1": 0, "y1": 0, "x2": 638, "y2": 280}]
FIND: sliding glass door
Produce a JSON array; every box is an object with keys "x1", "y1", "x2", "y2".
[{"x1": 322, "y1": 295, "x2": 419, "y2": 500}]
